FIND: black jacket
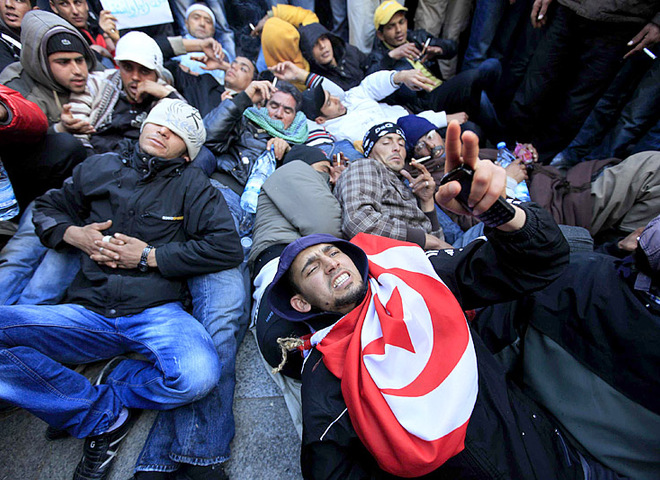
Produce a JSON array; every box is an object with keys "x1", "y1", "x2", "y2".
[
  {"x1": 33, "y1": 141, "x2": 242, "y2": 317},
  {"x1": 299, "y1": 23, "x2": 369, "y2": 91},
  {"x1": 367, "y1": 29, "x2": 456, "y2": 110},
  {"x1": 0, "y1": 21, "x2": 20, "y2": 74},
  {"x1": 204, "y1": 92, "x2": 273, "y2": 186},
  {"x1": 298, "y1": 204, "x2": 586, "y2": 479}
]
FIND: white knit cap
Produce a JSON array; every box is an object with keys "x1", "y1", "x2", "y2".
[
  {"x1": 185, "y1": 3, "x2": 216, "y2": 24},
  {"x1": 114, "y1": 31, "x2": 164, "y2": 72},
  {"x1": 142, "y1": 99, "x2": 206, "y2": 161}
]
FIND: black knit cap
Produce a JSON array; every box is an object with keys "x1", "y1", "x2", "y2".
[
  {"x1": 362, "y1": 122, "x2": 406, "y2": 158},
  {"x1": 46, "y1": 32, "x2": 86, "y2": 56}
]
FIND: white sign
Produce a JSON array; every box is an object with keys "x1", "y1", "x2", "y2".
[{"x1": 100, "y1": 0, "x2": 174, "y2": 30}]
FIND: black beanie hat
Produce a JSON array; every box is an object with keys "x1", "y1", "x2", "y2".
[{"x1": 46, "y1": 32, "x2": 86, "y2": 57}]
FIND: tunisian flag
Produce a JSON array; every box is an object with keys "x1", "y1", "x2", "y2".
[{"x1": 315, "y1": 233, "x2": 478, "y2": 477}]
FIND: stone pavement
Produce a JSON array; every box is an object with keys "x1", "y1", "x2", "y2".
[{"x1": 0, "y1": 333, "x2": 302, "y2": 480}]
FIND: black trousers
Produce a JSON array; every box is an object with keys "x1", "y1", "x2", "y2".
[{"x1": 506, "y1": 4, "x2": 640, "y2": 160}]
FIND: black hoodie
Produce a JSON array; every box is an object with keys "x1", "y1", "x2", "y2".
[{"x1": 298, "y1": 23, "x2": 368, "y2": 91}]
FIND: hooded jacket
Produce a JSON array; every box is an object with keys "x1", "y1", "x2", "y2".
[
  {"x1": 0, "y1": 10, "x2": 97, "y2": 124},
  {"x1": 298, "y1": 23, "x2": 369, "y2": 91}
]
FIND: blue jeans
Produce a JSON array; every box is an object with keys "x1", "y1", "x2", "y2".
[
  {"x1": 462, "y1": 0, "x2": 507, "y2": 71},
  {"x1": 171, "y1": 0, "x2": 237, "y2": 59},
  {"x1": 0, "y1": 203, "x2": 48, "y2": 304},
  {"x1": 329, "y1": 0, "x2": 348, "y2": 41},
  {"x1": 316, "y1": 140, "x2": 365, "y2": 162},
  {"x1": 0, "y1": 202, "x2": 86, "y2": 306},
  {"x1": 135, "y1": 266, "x2": 250, "y2": 471},
  {"x1": 134, "y1": 183, "x2": 251, "y2": 472},
  {"x1": 0, "y1": 302, "x2": 221, "y2": 438}
]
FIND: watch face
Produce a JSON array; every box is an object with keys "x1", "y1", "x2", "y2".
[{"x1": 139, "y1": 263, "x2": 148, "y2": 272}]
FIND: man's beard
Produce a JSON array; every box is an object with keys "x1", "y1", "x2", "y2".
[{"x1": 333, "y1": 280, "x2": 369, "y2": 311}]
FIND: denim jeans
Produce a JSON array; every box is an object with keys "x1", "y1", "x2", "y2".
[
  {"x1": 329, "y1": 0, "x2": 348, "y2": 41},
  {"x1": 463, "y1": 0, "x2": 507, "y2": 71},
  {"x1": 134, "y1": 183, "x2": 251, "y2": 472},
  {"x1": 135, "y1": 265, "x2": 250, "y2": 472},
  {"x1": 0, "y1": 203, "x2": 50, "y2": 305},
  {"x1": 316, "y1": 140, "x2": 365, "y2": 163},
  {"x1": 0, "y1": 302, "x2": 221, "y2": 438}
]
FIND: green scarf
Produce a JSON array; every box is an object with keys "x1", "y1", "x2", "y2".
[{"x1": 243, "y1": 106, "x2": 309, "y2": 144}]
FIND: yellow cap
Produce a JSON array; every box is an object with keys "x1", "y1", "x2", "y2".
[{"x1": 373, "y1": 1, "x2": 408, "y2": 30}]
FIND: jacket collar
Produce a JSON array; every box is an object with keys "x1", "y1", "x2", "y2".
[{"x1": 125, "y1": 141, "x2": 188, "y2": 180}]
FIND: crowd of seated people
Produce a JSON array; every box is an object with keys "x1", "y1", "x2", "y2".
[{"x1": 0, "y1": 1, "x2": 658, "y2": 479}]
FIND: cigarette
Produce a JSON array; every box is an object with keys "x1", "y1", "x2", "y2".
[
  {"x1": 644, "y1": 47, "x2": 657, "y2": 60},
  {"x1": 421, "y1": 38, "x2": 430, "y2": 55},
  {"x1": 411, "y1": 156, "x2": 431, "y2": 164},
  {"x1": 416, "y1": 38, "x2": 431, "y2": 61},
  {"x1": 249, "y1": 23, "x2": 255, "y2": 31},
  {"x1": 272, "y1": 77, "x2": 278, "y2": 88}
]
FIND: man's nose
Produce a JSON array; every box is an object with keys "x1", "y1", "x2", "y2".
[{"x1": 323, "y1": 257, "x2": 339, "y2": 273}]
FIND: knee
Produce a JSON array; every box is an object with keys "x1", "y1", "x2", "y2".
[{"x1": 166, "y1": 345, "x2": 222, "y2": 403}]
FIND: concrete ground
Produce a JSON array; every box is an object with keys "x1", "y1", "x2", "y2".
[{"x1": 0, "y1": 333, "x2": 302, "y2": 480}]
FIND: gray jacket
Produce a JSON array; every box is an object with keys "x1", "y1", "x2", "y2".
[
  {"x1": 0, "y1": 10, "x2": 97, "y2": 124},
  {"x1": 248, "y1": 160, "x2": 343, "y2": 265},
  {"x1": 557, "y1": 0, "x2": 660, "y2": 24}
]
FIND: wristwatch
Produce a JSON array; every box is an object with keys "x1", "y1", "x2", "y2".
[{"x1": 138, "y1": 245, "x2": 154, "y2": 272}]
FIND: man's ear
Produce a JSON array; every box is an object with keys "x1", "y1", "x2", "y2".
[
  {"x1": 376, "y1": 30, "x2": 384, "y2": 42},
  {"x1": 315, "y1": 116, "x2": 326, "y2": 125},
  {"x1": 290, "y1": 294, "x2": 312, "y2": 313}
]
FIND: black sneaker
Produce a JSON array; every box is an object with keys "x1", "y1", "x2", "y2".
[
  {"x1": 72, "y1": 409, "x2": 135, "y2": 480},
  {"x1": 175, "y1": 464, "x2": 229, "y2": 480}
]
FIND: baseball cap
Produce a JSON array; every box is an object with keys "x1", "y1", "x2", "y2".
[
  {"x1": 301, "y1": 84, "x2": 325, "y2": 120},
  {"x1": 374, "y1": 1, "x2": 408, "y2": 30},
  {"x1": 114, "y1": 31, "x2": 163, "y2": 73}
]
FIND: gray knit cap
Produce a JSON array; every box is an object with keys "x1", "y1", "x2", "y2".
[{"x1": 142, "y1": 99, "x2": 206, "y2": 160}]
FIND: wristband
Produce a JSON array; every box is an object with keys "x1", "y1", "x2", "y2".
[{"x1": 138, "y1": 245, "x2": 154, "y2": 272}]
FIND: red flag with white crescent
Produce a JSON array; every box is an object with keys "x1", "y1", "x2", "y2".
[{"x1": 315, "y1": 233, "x2": 478, "y2": 477}]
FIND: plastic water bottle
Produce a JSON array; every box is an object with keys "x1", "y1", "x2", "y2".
[
  {"x1": 496, "y1": 141, "x2": 530, "y2": 202},
  {"x1": 0, "y1": 160, "x2": 19, "y2": 221},
  {"x1": 240, "y1": 149, "x2": 277, "y2": 214}
]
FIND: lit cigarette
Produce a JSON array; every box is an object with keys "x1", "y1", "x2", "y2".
[
  {"x1": 249, "y1": 23, "x2": 255, "y2": 31},
  {"x1": 272, "y1": 77, "x2": 278, "y2": 88},
  {"x1": 644, "y1": 47, "x2": 657, "y2": 60},
  {"x1": 411, "y1": 156, "x2": 431, "y2": 164}
]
